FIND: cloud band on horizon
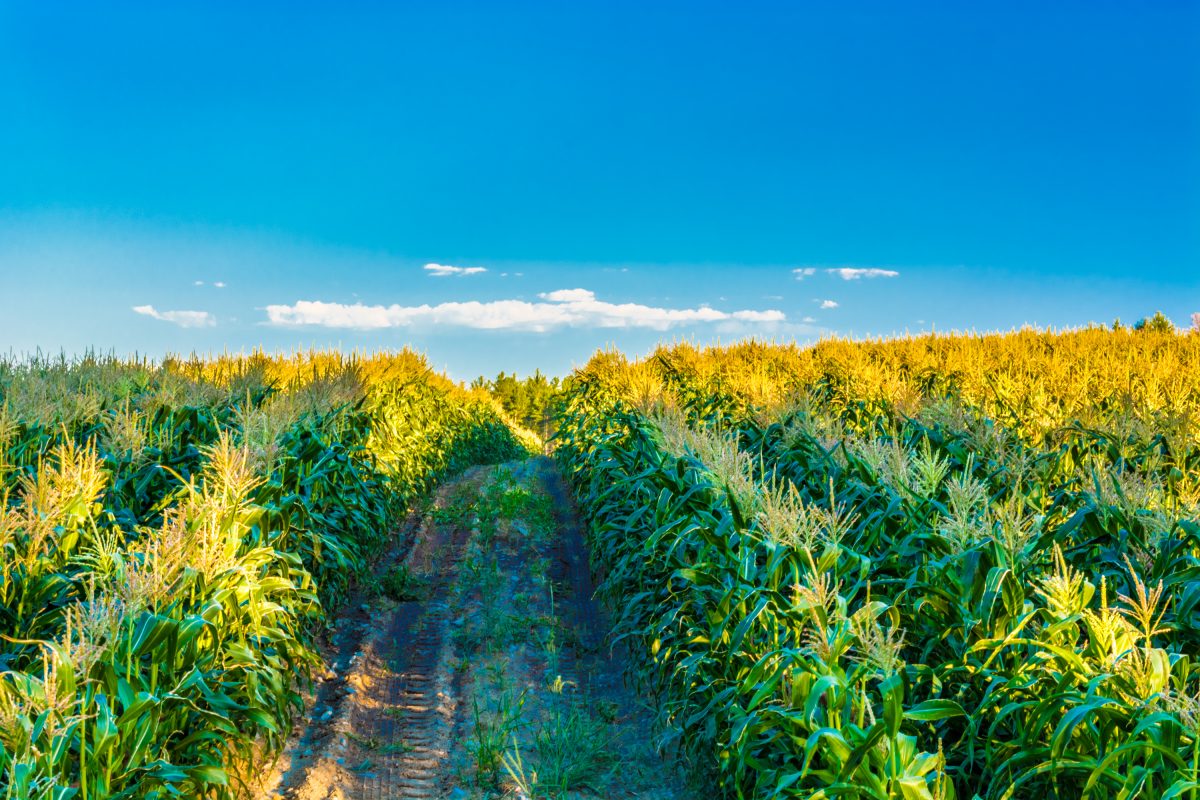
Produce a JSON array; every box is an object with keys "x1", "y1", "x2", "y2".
[{"x1": 264, "y1": 289, "x2": 785, "y2": 332}]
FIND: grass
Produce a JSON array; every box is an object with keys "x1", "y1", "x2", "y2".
[
  {"x1": 378, "y1": 562, "x2": 429, "y2": 602},
  {"x1": 469, "y1": 688, "x2": 528, "y2": 788},
  {"x1": 527, "y1": 700, "x2": 616, "y2": 796}
]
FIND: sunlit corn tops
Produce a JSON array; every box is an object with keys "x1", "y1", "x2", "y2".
[{"x1": 625, "y1": 327, "x2": 1200, "y2": 442}]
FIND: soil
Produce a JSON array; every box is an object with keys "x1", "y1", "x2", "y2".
[{"x1": 247, "y1": 457, "x2": 692, "y2": 800}]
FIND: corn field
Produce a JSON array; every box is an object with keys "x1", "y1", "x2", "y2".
[
  {"x1": 555, "y1": 328, "x2": 1200, "y2": 799},
  {"x1": 0, "y1": 350, "x2": 529, "y2": 798}
]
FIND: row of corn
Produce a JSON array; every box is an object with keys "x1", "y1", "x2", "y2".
[
  {"x1": 555, "y1": 329, "x2": 1200, "y2": 799},
  {"x1": 0, "y1": 350, "x2": 529, "y2": 798}
]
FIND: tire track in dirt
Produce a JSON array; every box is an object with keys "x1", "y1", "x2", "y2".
[
  {"x1": 354, "y1": 579, "x2": 458, "y2": 799},
  {"x1": 257, "y1": 467, "x2": 485, "y2": 800},
  {"x1": 541, "y1": 458, "x2": 602, "y2": 687},
  {"x1": 538, "y1": 459, "x2": 690, "y2": 799}
]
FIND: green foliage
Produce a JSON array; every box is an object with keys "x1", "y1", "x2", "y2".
[
  {"x1": 526, "y1": 697, "x2": 615, "y2": 796},
  {"x1": 472, "y1": 370, "x2": 566, "y2": 442},
  {"x1": 1134, "y1": 310, "x2": 1176, "y2": 334},
  {"x1": 377, "y1": 563, "x2": 428, "y2": 602},
  {"x1": 471, "y1": 689, "x2": 528, "y2": 787}
]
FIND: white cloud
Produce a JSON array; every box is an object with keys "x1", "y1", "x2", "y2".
[
  {"x1": 802, "y1": 315, "x2": 816, "y2": 323},
  {"x1": 827, "y1": 267, "x2": 899, "y2": 280},
  {"x1": 264, "y1": 288, "x2": 786, "y2": 333},
  {"x1": 213, "y1": 281, "x2": 226, "y2": 288},
  {"x1": 539, "y1": 288, "x2": 595, "y2": 303},
  {"x1": 818, "y1": 299, "x2": 839, "y2": 309},
  {"x1": 731, "y1": 309, "x2": 787, "y2": 322},
  {"x1": 424, "y1": 263, "x2": 487, "y2": 277},
  {"x1": 793, "y1": 267, "x2": 817, "y2": 280},
  {"x1": 133, "y1": 305, "x2": 216, "y2": 328},
  {"x1": 194, "y1": 280, "x2": 204, "y2": 286}
]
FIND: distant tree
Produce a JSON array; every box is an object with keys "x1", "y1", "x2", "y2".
[
  {"x1": 1111, "y1": 318, "x2": 1125, "y2": 331},
  {"x1": 471, "y1": 370, "x2": 565, "y2": 441},
  {"x1": 1133, "y1": 311, "x2": 1175, "y2": 334}
]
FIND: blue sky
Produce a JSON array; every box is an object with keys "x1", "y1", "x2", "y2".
[{"x1": 1, "y1": 1, "x2": 1197, "y2": 380}]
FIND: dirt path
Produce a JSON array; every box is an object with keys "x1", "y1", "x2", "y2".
[{"x1": 253, "y1": 457, "x2": 690, "y2": 800}]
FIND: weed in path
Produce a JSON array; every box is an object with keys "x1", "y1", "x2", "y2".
[
  {"x1": 530, "y1": 701, "x2": 615, "y2": 795},
  {"x1": 469, "y1": 688, "x2": 528, "y2": 788},
  {"x1": 380, "y1": 562, "x2": 428, "y2": 601},
  {"x1": 501, "y1": 691, "x2": 616, "y2": 799}
]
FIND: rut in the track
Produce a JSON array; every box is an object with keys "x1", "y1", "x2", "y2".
[
  {"x1": 350, "y1": 552, "x2": 461, "y2": 799},
  {"x1": 256, "y1": 467, "x2": 484, "y2": 800},
  {"x1": 543, "y1": 461, "x2": 603, "y2": 693}
]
